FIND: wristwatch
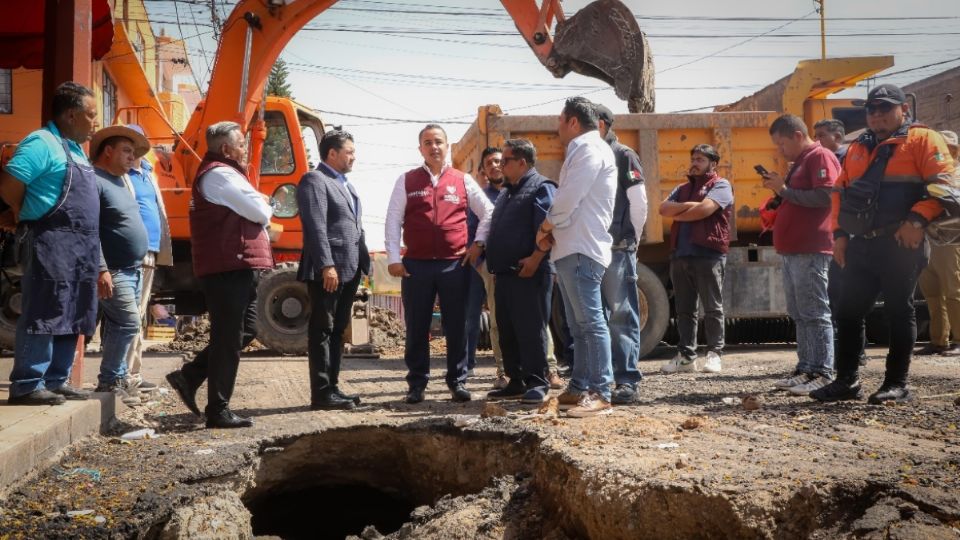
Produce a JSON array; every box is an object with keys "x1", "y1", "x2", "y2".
[{"x1": 907, "y1": 220, "x2": 924, "y2": 230}]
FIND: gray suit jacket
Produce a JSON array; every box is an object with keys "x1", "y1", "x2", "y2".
[{"x1": 296, "y1": 166, "x2": 370, "y2": 283}]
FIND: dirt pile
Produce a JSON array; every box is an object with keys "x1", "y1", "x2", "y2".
[
  {"x1": 368, "y1": 306, "x2": 405, "y2": 355},
  {"x1": 146, "y1": 318, "x2": 210, "y2": 353}
]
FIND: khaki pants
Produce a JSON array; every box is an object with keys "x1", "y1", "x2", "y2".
[
  {"x1": 918, "y1": 244, "x2": 960, "y2": 347},
  {"x1": 125, "y1": 252, "x2": 157, "y2": 384}
]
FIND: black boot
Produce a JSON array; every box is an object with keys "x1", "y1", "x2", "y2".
[
  {"x1": 205, "y1": 408, "x2": 253, "y2": 429},
  {"x1": 166, "y1": 370, "x2": 202, "y2": 418}
]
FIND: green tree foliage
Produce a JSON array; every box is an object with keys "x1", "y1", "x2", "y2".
[{"x1": 267, "y1": 59, "x2": 293, "y2": 98}]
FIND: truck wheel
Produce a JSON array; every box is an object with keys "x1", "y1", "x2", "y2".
[
  {"x1": 637, "y1": 262, "x2": 669, "y2": 358},
  {"x1": 256, "y1": 262, "x2": 309, "y2": 354},
  {"x1": 0, "y1": 273, "x2": 20, "y2": 351}
]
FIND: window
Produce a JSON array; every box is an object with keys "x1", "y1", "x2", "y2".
[
  {"x1": 102, "y1": 70, "x2": 117, "y2": 125},
  {"x1": 0, "y1": 69, "x2": 11, "y2": 114},
  {"x1": 261, "y1": 110, "x2": 296, "y2": 176}
]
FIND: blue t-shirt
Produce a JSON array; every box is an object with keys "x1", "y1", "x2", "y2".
[
  {"x1": 668, "y1": 178, "x2": 734, "y2": 259},
  {"x1": 4, "y1": 122, "x2": 91, "y2": 221},
  {"x1": 128, "y1": 160, "x2": 162, "y2": 252}
]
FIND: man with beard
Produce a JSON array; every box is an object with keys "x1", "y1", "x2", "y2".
[{"x1": 659, "y1": 144, "x2": 733, "y2": 375}]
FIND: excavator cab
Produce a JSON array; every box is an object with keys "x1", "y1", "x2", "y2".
[{"x1": 504, "y1": 0, "x2": 655, "y2": 112}]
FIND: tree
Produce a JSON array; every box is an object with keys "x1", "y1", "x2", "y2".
[{"x1": 267, "y1": 59, "x2": 293, "y2": 98}]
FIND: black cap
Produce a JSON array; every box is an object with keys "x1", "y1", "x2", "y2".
[
  {"x1": 852, "y1": 84, "x2": 906, "y2": 106},
  {"x1": 594, "y1": 104, "x2": 615, "y2": 126}
]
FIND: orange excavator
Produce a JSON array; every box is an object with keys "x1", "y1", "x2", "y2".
[{"x1": 123, "y1": 0, "x2": 654, "y2": 353}]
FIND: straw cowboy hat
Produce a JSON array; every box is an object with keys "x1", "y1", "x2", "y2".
[{"x1": 90, "y1": 124, "x2": 150, "y2": 160}]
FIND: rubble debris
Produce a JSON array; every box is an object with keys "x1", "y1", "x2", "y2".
[
  {"x1": 681, "y1": 417, "x2": 704, "y2": 430},
  {"x1": 537, "y1": 397, "x2": 559, "y2": 418},
  {"x1": 368, "y1": 306, "x2": 406, "y2": 355},
  {"x1": 742, "y1": 395, "x2": 763, "y2": 411},
  {"x1": 481, "y1": 403, "x2": 508, "y2": 418}
]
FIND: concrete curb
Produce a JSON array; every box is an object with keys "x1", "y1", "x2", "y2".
[{"x1": 0, "y1": 392, "x2": 115, "y2": 492}]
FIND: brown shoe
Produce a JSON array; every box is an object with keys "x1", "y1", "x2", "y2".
[
  {"x1": 557, "y1": 388, "x2": 585, "y2": 411},
  {"x1": 566, "y1": 392, "x2": 613, "y2": 418},
  {"x1": 939, "y1": 343, "x2": 960, "y2": 356},
  {"x1": 492, "y1": 375, "x2": 509, "y2": 390},
  {"x1": 916, "y1": 343, "x2": 948, "y2": 355},
  {"x1": 547, "y1": 371, "x2": 564, "y2": 390}
]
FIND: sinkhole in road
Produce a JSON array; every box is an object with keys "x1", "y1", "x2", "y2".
[{"x1": 241, "y1": 424, "x2": 537, "y2": 539}]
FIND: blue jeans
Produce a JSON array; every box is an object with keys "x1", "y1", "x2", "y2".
[
  {"x1": 10, "y1": 329, "x2": 78, "y2": 397},
  {"x1": 782, "y1": 253, "x2": 834, "y2": 378},
  {"x1": 465, "y1": 263, "x2": 485, "y2": 370},
  {"x1": 555, "y1": 254, "x2": 613, "y2": 401},
  {"x1": 602, "y1": 247, "x2": 643, "y2": 385},
  {"x1": 98, "y1": 267, "x2": 143, "y2": 385}
]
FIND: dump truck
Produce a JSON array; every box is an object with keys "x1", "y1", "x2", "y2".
[{"x1": 452, "y1": 56, "x2": 898, "y2": 357}]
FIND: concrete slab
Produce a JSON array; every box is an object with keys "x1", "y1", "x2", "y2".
[{"x1": 0, "y1": 354, "x2": 116, "y2": 493}]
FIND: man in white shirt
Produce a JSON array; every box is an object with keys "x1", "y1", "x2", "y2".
[
  {"x1": 384, "y1": 124, "x2": 494, "y2": 404},
  {"x1": 536, "y1": 97, "x2": 618, "y2": 418}
]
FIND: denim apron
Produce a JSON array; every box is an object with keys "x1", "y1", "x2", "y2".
[{"x1": 18, "y1": 139, "x2": 100, "y2": 335}]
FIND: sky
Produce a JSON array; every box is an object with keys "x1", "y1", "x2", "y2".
[{"x1": 143, "y1": 0, "x2": 960, "y2": 250}]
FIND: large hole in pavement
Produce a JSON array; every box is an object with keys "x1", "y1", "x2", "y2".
[{"x1": 242, "y1": 424, "x2": 536, "y2": 539}]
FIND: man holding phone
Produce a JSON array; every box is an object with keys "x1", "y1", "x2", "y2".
[{"x1": 761, "y1": 114, "x2": 841, "y2": 395}]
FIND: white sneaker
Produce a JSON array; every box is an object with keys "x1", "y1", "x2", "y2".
[
  {"x1": 788, "y1": 374, "x2": 833, "y2": 395},
  {"x1": 774, "y1": 372, "x2": 811, "y2": 390},
  {"x1": 661, "y1": 355, "x2": 698, "y2": 374},
  {"x1": 702, "y1": 351, "x2": 722, "y2": 373}
]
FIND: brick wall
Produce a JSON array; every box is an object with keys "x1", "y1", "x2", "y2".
[{"x1": 904, "y1": 66, "x2": 960, "y2": 131}]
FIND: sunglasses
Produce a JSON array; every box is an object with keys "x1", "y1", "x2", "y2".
[{"x1": 865, "y1": 102, "x2": 896, "y2": 115}]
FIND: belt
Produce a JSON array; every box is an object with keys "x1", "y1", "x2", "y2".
[
  {"x1": 611, "y1": 239, "x2": 638, "y2": 251},
  {"x1": 142, "y1": 251, "x2": 157, "y2": 268},
  {"x1": 859, "y1": 223, "x2": 900, "y2": 239}
]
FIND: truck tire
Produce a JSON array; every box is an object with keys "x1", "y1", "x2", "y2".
[
  {"x1": 637, "y1": 262, "x2": 669, "y2": 358},
  {"x1": 256, "y1": 262, "x2": 309, "y2": 354},
  {"x1": 0, "y1": 273, "x2": 21, "y2": 351}
]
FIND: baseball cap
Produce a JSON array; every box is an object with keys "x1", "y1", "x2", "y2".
[
  {"x1": 940, "y1": 130, "x2": 959, "y2": 149},
  {"x1": 594, "y1": 104, "x2": 615, "y2": 127},
  {"x1": 852, "y1": 84, "x2": 906, "y2": 107}
]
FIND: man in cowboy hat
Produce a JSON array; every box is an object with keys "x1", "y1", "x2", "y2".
[{"x1": 89, "y1": 124, "x2": 151, "y2": 403}]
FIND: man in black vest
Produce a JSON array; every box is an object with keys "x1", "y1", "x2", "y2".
[
  {"x1": 485, "y1": 139, "x2": 557, "y2": 404},
  {"x1": 595, "y1": 105, "x2": 648, "y2": 404},
  {"x1": 297, "y1": 130, "x2": 370, "y2": 410}
]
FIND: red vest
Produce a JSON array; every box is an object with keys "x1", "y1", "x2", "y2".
[
  {"x1": 402, "y1": 167, "x2": 468, "y2": 260},
  {"x1": 189, "y1": 153, "x2": 273, "y2": 277},
  {"x1": 669, "y1": 172, "x2": 732, "y2": 254}
]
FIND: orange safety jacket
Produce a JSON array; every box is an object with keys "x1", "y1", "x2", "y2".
[{"x1": 831, "y1": 123, "x2": 956, "y2": 236}]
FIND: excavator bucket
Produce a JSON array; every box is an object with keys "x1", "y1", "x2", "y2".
[{"x1": 550, "y1": 0, "x2": 655, "y2": 113}]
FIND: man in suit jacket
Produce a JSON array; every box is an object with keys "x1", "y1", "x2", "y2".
[{"x1": 297, "y1": 130, "x2": 370, "y2": 410}]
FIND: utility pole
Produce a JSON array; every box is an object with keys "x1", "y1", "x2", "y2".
[
  {"x1": 210, "y1": 0, "x2": 223, "y2": 41},
  {"x1": 815, "y1": 0, "x2": 826, "y2": 60}
]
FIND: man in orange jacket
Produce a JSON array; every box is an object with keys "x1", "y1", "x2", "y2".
[{"x1": 811, "y1": 84, "x2": 956, "y2": 404}]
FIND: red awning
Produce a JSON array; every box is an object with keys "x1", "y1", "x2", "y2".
[{"x1": 0, "y1": 1, "x2": 113, "y2": 69}]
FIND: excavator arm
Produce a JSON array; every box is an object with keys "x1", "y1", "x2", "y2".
[{"x1": 176, "y1": 0, "x2": 653, "y2": 183}]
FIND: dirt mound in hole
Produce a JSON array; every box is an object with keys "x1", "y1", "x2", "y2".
[{"x1": 146, "y1": 317, "x2": 267, "y2": 354}]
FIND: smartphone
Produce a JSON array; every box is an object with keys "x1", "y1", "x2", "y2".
[{"x1": 754, "y1": 164, "x2": 769, "y2": 176}]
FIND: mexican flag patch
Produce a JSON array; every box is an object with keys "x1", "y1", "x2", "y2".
[
  {"x1": 630, "y1": 168, "x2": 642, "y2": 180},
  {"x1": 819, "y1": 168, "x2": 827, "y2": 178}
]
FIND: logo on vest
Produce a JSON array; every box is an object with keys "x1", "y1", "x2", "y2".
[
  {"x1": 408, "y1": 189, "x2": 430, "y2": 198},
  {"x1": 442, "y1": 185, "x2": 460, "y2": 204}
]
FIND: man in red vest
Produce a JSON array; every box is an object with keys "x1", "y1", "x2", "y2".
[
  {"x1": 384, "y1": 124, "x2": 494, "y2": 404},
  {"x1": 659, "y1": 144, "x2": 733, "y2": 375},
  {"x1": 166, "y1": 121, "x2": 274, "y2": 429}
]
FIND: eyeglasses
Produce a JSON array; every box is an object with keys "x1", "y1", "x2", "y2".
[
  {"x1": 865, "y1": 102, "x2": 896, "y2": 115},
  {"x1": 501, "y1": 156, "x2": 522, "y2": 164}
]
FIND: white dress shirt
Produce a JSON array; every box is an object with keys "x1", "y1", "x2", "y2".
[
  {"x1": 199, "y1": 166, "x2": 273, "y2": 225},
  {"x1": 385, "y1": 164, "x2": 494, "y2": 265},
  {"x1": 548, "y1": 130, "x2": 618, "y2": 267}
]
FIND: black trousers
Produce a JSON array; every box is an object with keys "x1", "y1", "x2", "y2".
[
  {"x1": 836, "y1": 236, "x2": 927, "y2": 385},
  {"x1": 401, "y1": 258, "x2": 469, "y2": 390},
  {"x1": 307, "y1": 269, "x2": 361, "y2": 403},
  {"x1": 494, "y1": 270, "x2": 552, "y2": 390},
  {"x1": 828, "y1": 259, "x2": 866, "y2": 359},
  {"x1": 182, "y1": 269, "x2": 259, "y2": 415}
]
